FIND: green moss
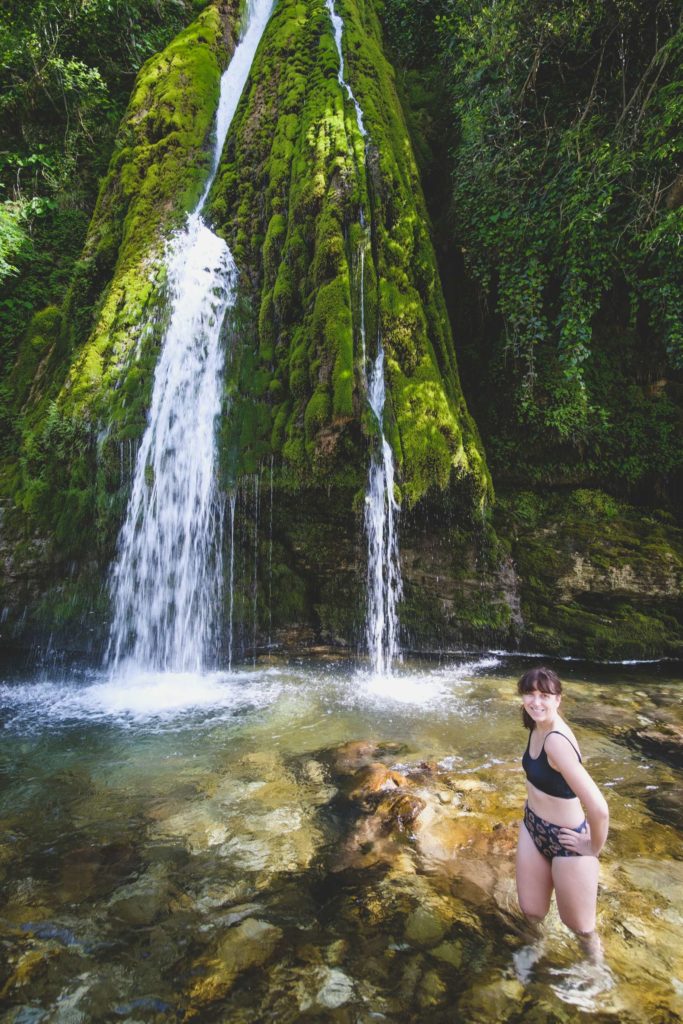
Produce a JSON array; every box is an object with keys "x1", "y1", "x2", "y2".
[
  {"x1": 9, "y1": 306, "x2": 63, "y2": 410},
  {"x1": 8, "y1": 0, "x2": 241, "y2": 550},
  {"x1": 208, "y1": 0, "x2": 490, "y2": 504},
  {"x1": 33, "y1": 0, "x2": 240, "y2": 434},
  {"x1": 304, "y1": 386, "x2": 331, "y2": 444},
  {"x1": 498, "y1": 487, "x2": 683, "y2": 659}
]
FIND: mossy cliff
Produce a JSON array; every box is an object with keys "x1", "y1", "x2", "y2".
[
  {"x1": 206, "y1": 0, "x2": 490, "y2": 506},
  {"x1": 211, "y1": 480, "x2": 683, "y2": 662},
  {"x1": 5, "y1": 0, "x2": 240, "y2": 555},
  {"x1": 1, "y1": 0, "x2": 681, "y2": 662},
  {"x1": 496, "y1": 489, "x2": 683, "y2": 660}
]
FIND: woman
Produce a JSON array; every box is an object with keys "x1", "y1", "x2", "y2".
[{"x1": 516, "y1": 666, "x2": 609, "y2": 952}]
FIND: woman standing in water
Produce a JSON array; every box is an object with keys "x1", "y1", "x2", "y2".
[{"x1": 516, "y1": 666, "x2": 609, "y2": 953}]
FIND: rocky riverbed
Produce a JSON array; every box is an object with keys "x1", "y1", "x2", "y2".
[{"x1": 0, "y1": 655, "x2": 681, "y2": 1022}]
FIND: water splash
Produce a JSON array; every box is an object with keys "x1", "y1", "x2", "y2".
[{"x1": 107, "y1": 0, "x2": 274, "y2": 673}]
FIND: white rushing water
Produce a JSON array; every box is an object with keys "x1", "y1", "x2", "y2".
[
  {"x1": 107, "y1": 0, "x2": 273, "y2": 673},
  {"x1": 326, "y1": 0, "x2": 403, "y2": 676},
  {"x1": 325, "y1": 0, "x2": 367, "y2": 139},
  {"x1": 365, "y1": 344, "x2": 403, "y2": 675}
]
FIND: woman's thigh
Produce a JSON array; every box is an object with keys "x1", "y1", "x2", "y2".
[
  {"x1": 516, "y1": 821, "x2": 554, "y2": 920},
  {"x1": 552, "y1": 855, "x2": 599, "y2": 933}
]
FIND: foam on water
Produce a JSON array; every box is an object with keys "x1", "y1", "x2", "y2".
[
  {"x1": 350, "y1": 655, "x2": 501, "y2": 709},
  {"x1": 0, "y1": 656, "x2": 502, "y2": 730},
  {"x1": 0, "y1": 667, "x2": 286, "y2": 730}
]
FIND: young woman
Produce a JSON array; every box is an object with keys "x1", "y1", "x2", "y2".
[{"x1": 516, "y1": 666, "x2": 609, "y2": 951}]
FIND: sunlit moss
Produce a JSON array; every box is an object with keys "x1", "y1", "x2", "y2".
[
  {"x1": 208, "y1": 0, "x2": 491, "y2": 505},
  {"x1": 8, "y1": 1, "x2": 240, "y2": 554}
]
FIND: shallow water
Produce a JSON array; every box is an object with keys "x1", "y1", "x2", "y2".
[{"x1": 0, "y1": 655, "x2": 682, "y2": 1022}]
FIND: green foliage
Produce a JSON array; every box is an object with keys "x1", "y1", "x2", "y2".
[
  {"x1": 382, "y1": 0, "x2": 683, "y2": 500},
  {"x1": 0, "y1": 201, "x2": 27, "y2": 281},
  {"x1": 441, "y1": 0, "x2": 682, "y2": 427}
]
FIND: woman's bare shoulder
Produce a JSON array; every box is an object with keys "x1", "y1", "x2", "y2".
[{"x1": 546, "y1": 723, "x2": 582, "y2": 761}]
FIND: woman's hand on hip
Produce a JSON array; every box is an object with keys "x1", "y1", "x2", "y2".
[{"x1": 558, "y1": 824, "x2": 596, "y2": 857}]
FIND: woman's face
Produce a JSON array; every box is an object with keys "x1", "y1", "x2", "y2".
[{"x1": 522, "y1": 687, "x2": 561, "y2": 725}]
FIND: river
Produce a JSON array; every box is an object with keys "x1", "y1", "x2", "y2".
[{"x1": 0, "y1": 653, "x2": 681, "y2": 1021}]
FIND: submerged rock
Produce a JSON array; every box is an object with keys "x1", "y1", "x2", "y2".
[
  {"x1": 404, "y1": 905, "x2": 450, "y2": 948},
  {"x1": 186, "y1": 917, "x2": 282, "y2": 1012},
  {"x1": 347, "y1": 763, "x2": 409, "y2": 802},
  {"x1": 108, "y1": 866, "x2": 173, "y2": 927},
  {"x1": 297, "y1": 965, "x2": 356, "y2": 1011},
  {"x1": 456, "y1": 975, "x2": 527, "y2": 1021}
]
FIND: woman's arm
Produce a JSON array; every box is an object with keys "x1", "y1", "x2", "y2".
[{"x1": 545, "y1": 733, "x2": 609, "y2": 855}]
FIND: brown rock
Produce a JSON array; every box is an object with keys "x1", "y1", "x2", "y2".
[
  {"x1": 348, "y1": 763, "x2": 408, "y2": 802},
  {"x1": 186, "y1": 918, "x2": 282, "y2": 1013}
]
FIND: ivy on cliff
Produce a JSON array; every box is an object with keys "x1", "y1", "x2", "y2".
[
  {"x1": 382, "y1": 0, "x2": 683, "y2": 500},
  {"x1": 437, "y1": 0, "x2": 683, "y2": 435}
]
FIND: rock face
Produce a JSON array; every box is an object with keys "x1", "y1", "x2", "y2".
[
  {"x1": 0, "y1": 0, "x2": 681, "y2": 662},
  {"x1": 206, "y1": 0, "x2": 490, "y2": 507},
  {"x1": 497, "y1": 489, "x2": 683, "y2": 659},
  {"x1": 213, "y1": 481, "x2": 683, "y2": 661}
]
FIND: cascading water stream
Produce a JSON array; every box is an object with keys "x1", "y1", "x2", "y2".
[
  {"x1": 326, "y1": 0, "x2": 403, "y2": 676},
  {"x1": 227, "y1": 491, "x2": 237, "y2": 671},
  {"x1": 365, "y1": 344, "x2": 403, "y2": 676},
  {"x1": 107, "y1": 0, "x2": 273, "y2": 674},
  {"x1": 326, "y1": 0, "x2": 366, "y2": 140}
]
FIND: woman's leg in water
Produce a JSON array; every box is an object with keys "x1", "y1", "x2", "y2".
[
  {"x1": 552, "y1": 855, "x2": 601, "y2": 957},
  {"x1": 516, "y1": 820, "x2": 553, "y2": 922}
]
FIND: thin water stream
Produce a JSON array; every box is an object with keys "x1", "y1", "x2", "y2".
[
  {"x1": 326, "y1": 0, "x2": 403, "y2": 676},
  {"x1": 0, "y1": 654, "x2": 681, "y2": 1022}
]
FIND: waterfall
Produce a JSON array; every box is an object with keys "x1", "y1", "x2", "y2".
[
  {"x1": 227, "y1": 491, "x2": 237, "y2": 671},
  {"x1": 325, "y1": 0, "x2": 367, "y2": 139},
  {"x1": 326, "y1": 0, "x2": 403, "y2": 675},
  {"x1": 251, "y1": 471, "x2": 261, "y2": 664},
  {"x1": 358, "y1": 246, "x2": 367, "y2": 369},
  {"x1": 107, "y1": 0, "x2": 273, "y2": 673},
  {"x1": 365, "y1": 344, "x2": 403, "y2": 675}
]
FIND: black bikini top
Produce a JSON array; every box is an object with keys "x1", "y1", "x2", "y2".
[{"x1": 522, "y1": 730, "x2": 582, "y2": 799}]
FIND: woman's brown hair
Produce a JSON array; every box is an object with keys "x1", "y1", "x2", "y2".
[{"x1": 517, "y1": 666, "x2": 562, "y2": 730}]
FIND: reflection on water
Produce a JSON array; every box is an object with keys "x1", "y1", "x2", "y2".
[{"x1": 0, "y1": 655, "x2": 681, "y2": 1022}]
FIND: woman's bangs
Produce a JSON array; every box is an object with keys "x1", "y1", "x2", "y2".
[{"x1": 517, "y1": 667, "x2": 562, "y2": 695}]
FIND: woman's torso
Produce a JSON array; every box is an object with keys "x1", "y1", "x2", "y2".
[{"x1": 524, "y1": 724, "x2": 586, "y2": 827}]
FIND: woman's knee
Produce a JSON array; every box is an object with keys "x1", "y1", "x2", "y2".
[
  {"x1": 558, "y1": 907, "x2": 596, "y2": 935},
  {"x1": 519, "y1": 898, "x2": 550, "y2": 923}
]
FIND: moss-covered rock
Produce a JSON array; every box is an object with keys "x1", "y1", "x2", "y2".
[
  {"x1": 497, "y1": 488, "x2": 683, "y2": 659},
  {"x1": 207, "y1": 0, "x2": 490, "y2": 506},
  {"x1": 8, "y1": 306, "x2": 64, "y2": 412},
  {"x1": 5, "y1": 0, "x2": 241, "y2": 560}
]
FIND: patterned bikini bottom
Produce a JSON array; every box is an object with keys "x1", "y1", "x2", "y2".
[{"x1": 523, "y1": 802, "x2": 588, "y2": 861}]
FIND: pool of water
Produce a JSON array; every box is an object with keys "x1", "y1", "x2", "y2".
[{"x1": 0, "y1": 654, "x2": 681, "y2": 1022}]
